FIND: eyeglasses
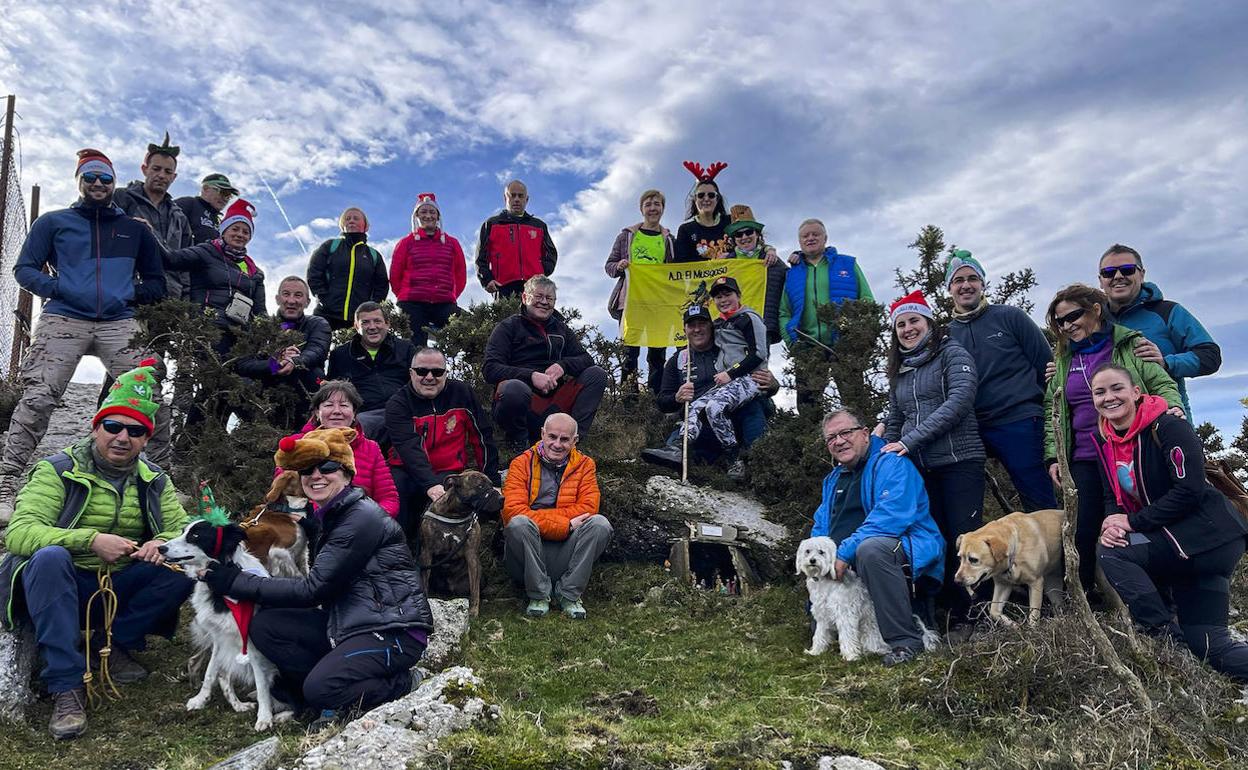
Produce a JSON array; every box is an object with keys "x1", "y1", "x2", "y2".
[
  {"x1": 411, "y1": 367, "x2": 447, "y2": 378},
  {"x1": 733, "y1": 229, "x2": 758, "y2": 238},
  {"x1": 1099, "y1": 264, "x2": 1141, "y2": 279},
  {"x1": 80, "y1": 173, "x2": 115, "y2": 185},
  {"x1": 695, "y1": 192, "x2": 718, "y2": 200},
  {"x1": 298, "y1": 460, "x2": 344, "y2": 477},
  {"x1": 1053, "y1": 306, "x2": 1088, "y2": 329},
  {"x1": 100, "y1": 419, "x2": 149, "y2": 438},
  {"x1": 824, "y1": 427, "x2": 866, "y2": 445},
  {"x1": 527, "y1": 293, "x2": 556, "y2": 303}
]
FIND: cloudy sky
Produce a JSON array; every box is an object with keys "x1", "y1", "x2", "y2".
[{"x1": 1, "y1": 1, "x2": 1245, "y2": 436}]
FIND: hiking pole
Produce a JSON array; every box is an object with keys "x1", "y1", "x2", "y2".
[
  {"x1": 681, "y1": 350, "x2": 691, "y2": 484},
  {"x1": 794, "y1": 328, "x2": 836, "y2": 355}
]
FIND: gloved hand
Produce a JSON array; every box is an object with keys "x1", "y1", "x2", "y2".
[{"x1": 201, "y1": 560, "x2": 242, "y2": 597}]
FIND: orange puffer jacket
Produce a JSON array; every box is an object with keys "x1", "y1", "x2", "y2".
[{"x1": 502, "y1": 446, "x2": 600, "y2": 542}]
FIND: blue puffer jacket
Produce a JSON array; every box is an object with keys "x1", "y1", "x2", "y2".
[
  {"x1": 1112, "y1": 282, "x2": 1221, "y2": 419},
  {"x1": 811, "y1": 434, "x2": 945, "y2": 583},
  {"x1": 14, "y1": 200, "x2": 165, "y2": 321}
]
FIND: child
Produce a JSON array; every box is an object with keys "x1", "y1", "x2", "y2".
[{"x1": 681, "y1": 276, "x2": 768, "y2": 462}]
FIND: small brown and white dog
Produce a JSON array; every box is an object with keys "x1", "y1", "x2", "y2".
[
  {"x1": 419, "y1": 470, "x2": 502, "y2": 617},
  {"x1": 954, "y1": 509, "x2": 1065, "y2": 625},
  {"x1": 239, "y1": 470, "x2": 310, "y2": 577}
]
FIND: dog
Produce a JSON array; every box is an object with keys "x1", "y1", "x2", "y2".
[
  {"x1": 796, "y1": 536, "x2": 940, "y2": 661},
  {"x1": 238, "y1": 470, "x2": 310, "y2": 577},
  {"x1": 954, "y1": 509, "x2": 1065, "y2": 626},
  {"x1": 419, "y1": 470, "x2": 503, "y2": 617},
  {"x1": 160, "y1": 520, "x2": 292, "y2": 731}
]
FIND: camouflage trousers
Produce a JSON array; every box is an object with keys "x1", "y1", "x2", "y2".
[
  {"x1": 681, "y1": 375, "x2": 761, "y2": 450},
  {"x1": 1, "y1": 314, "x2": 171, "y2": 476}
]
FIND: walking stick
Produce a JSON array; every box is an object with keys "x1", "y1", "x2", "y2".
[{"x1": 681, "y1": 348, "x2": 691, "y2": 483}]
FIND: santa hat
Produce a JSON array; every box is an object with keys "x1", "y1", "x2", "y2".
[
  {"x1": 220, "y1": 199, "x2": 256, "y2": 235},
  {"x1": 338, "y1": 206, "x2": 369, "y2": 233},
  {"x1": 94, "y1": 358, "x2": 162, "y2": 433},
  {"x1": 888, "y1": 290, "x2": 934, "y2": 325},
  {"x1": 75, "y1": 148, "x2": 114, "y2": 179},
  {"x1": 411, "y1": 192, "x2": 445, "y2": 242},
  {"x1": 944, "y1": 249, "x2": 986, "y2": 287}
]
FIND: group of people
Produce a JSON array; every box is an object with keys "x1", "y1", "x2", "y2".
[{"x1": 0, "y1": 142, "x2": 1242, "y2": 741}]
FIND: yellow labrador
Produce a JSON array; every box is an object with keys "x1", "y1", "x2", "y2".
[{"x1": 954, "y1": 509, "x2": 1065, "y2": 625}]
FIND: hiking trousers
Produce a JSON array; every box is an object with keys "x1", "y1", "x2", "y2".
[{"x1": 503, "y1": 514, "x2": 613, "y2": 602}]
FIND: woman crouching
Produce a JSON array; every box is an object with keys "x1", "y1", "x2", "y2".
[
  {"x1": 1092, "y1": 363, "x2": 1248, "y2": 681},
  {"x1": 201, "y1": 427, "x2": 433, "y2": 722}
]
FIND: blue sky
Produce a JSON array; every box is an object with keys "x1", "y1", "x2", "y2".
[{"x1": 1, "y1": 1, "x2": 1245, "y2": 437}]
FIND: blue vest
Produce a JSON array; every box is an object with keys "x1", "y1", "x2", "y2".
[{"x1": 783, "y1": 248, "x2": 860, "y2": 341}]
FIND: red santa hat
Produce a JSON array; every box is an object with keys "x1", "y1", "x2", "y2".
[
  {"x1": 220, "y1": 199, "x2": 256, "y2": 235},
  {"x1": 75, "y1": 148, "x2": 115, "y2": 179},
  {"x1": 888, "y1": 290, "x2": 934, "y2": 325}
]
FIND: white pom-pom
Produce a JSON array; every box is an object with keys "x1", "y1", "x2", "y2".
[{"x1": 235, "y1": 652, "x2": 250, "y2": 665}]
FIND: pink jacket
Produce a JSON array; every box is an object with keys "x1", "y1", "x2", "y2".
[
  {"x1": 276, "y1": 420, "x2": 400, "y2": 517},
  {"x1": 389, "y1": 228, "x2": 467, "y2": 304}
]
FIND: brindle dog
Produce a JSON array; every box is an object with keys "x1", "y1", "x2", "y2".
[{"x1": 419, "y1": 471, "x2": 502, "y2": 617}]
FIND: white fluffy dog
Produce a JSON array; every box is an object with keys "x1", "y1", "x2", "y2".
[
  {"x1": 796, "y1": 536, "x2": 939, "y2": 661},
  {"x1": 160, "y1": 520, "x2": 292, "y2": 731}
]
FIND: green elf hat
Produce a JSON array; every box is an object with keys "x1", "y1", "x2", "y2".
[
  {"x1": 94, "y1": 358, "x2": 161, "y2": 434},
  {"x1": 944, "y1": 249, "x2": 986, "y2": 287}
]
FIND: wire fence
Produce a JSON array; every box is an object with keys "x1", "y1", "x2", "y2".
[{"x1": 0, "y1": 135, "x2": 26, "y2": 379}]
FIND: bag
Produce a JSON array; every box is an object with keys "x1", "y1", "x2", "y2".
[
  {"x1": 223, "y1": 291, "x2": 254, "y2": 326},
  {"x1": 1149, "y1": 424, "x2": 1248, "y2": 524}
]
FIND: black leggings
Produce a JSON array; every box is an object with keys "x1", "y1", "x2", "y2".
[
  {"x1": 1099, "y1": 534, "x2": 1248, "y2": 683},
  {"x1": 249, "y1": 607, "x2": 423, "y2": 711},
  {"x1": 1069, "y1": 459, "x2": 1107, "y2": 592},
  {"x1": 920, "y1": 459, "x2": 985, "y2": 625},
  {"x1": 399, "y1": 301, "x2": 458, "y2": 347}
]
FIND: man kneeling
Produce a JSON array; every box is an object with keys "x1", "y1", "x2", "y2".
[
  {"x1": 0, "y1": 362, "x2": 192, "y2": 739},
  {"x1": 502, "y1": 413, "x2": 612, "y2": 619},
  {"x1": 810, "y1": 409, "x2": 945, "y2": 666}
]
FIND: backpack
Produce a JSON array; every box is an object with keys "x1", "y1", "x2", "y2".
[{"x1": 1149, "y1": 424, "x2": 1248, "y2": 524}]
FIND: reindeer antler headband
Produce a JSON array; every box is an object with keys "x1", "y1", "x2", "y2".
[{"x1": 682, "y1": 160, "x2": 728, "y2": 183}]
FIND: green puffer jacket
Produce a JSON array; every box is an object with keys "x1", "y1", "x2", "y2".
[
  {"x1": 1043, "y1": 324, "x2": 1182, "y2": 464},
  {"x1": 3, "y1": 437, "x2": 188, "y2": 571}
]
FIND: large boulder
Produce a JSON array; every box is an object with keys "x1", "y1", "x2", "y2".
[
  {"x1": 0, "y1": 626, "x2": 38, "y2": 722},
  {"x1": 646, "y1": 475, "x2": 788, "y2": 547},
  {"x1": 421, "y1": 598, "x2": 470, "y2": 670},
  {"x1": 207, "y1": 736, "x2": 281, "y2": 770},
  {"x1": 292, "y1": 666, "x2": 496, "y2": 770}
]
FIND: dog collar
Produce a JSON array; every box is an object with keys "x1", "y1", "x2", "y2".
[
  {"x1": 209, "y1": 526, "x2": 225, "y2": 559},
  {"x1": 424, "y1": 510, "x2": 476, "y2": 526},
  {"x1": 267, "y1": 501, "x2": 308, "y2": 515}
]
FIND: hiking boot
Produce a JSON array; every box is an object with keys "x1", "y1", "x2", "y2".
[
  {"x1": 48, "y1": 688, "x2": 87, "y2": 740},
  {"x1": 308, "y1": 709, "x2": 340, "y2": 732},
  {"x1": 0, "y1": 473, "x2": 21, "y2": 525},
  {"x1": 91, "y1": 644, "x2": 148, "y2": 684},
  {"x1": 526, "y1": 599, "x2": 550, "y2": 617},
  {"x1": 726, "y1": 458, "x2": 746, "y2": 481},
  {"x1": 882, "y1": 646, "x2": 921, "y2": 668},
  {"x1": 562, "y1": 599, "x2": 587, "y2": 620},
  {"x1": 640, "y1": 444, "x2": 683, "y2": 469}
]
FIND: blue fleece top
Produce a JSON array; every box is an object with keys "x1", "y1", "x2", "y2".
[
  {"x1": 947, "y1": 304, "x2": 1052, "y2": 427},
  {"x1": 810, "y1": 434, "x2": 945, "y2": 583},
  {"x1": 14, "y1": 199, "x2": 165, "y2": 321},
  {"x1": 1112, "y1": 282, "x2": 1221, "y2": 419}
]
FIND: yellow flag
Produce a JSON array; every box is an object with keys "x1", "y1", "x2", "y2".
[{"x1": 620, "y1": 260, "x2": 767, "y2": 347}]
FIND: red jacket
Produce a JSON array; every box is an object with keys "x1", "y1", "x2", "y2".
[
  {"x1": 384, "y1": 380, "x2": 500, "y2": 493},
  {"x1": 389, "y1": 228, "x2": 466, "y2": 304},
  {"x1": 276, "y1": 420, "x2": 399, "y2": 517},
  {"x1": 475, "y1": 211, "x2": 557, "y2": 288}
]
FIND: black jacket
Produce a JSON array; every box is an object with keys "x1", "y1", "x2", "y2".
[
  {"x1": 326, "y1": 333, "x2": 417, "y2": 413},
  {"x1": 164, "y1": 241, "x2": 267, "y2": 326},
  {"x1": 1094, "y1": 412, "x2": 1247, "y2": 559},
  {"x1": 175, "y1": 195, "x2": 223, "y2": 245},
  {"x1": 385, "y1": 379, "x2": 500, "y2": 492},
  {"x1": 482, "y1": 306, "x2": 593, "y2": 385},
  {"x1": 656, "y1": 343, "x2": 721, "y2": 413},
  {"x1": 307, "y1": 233, "x2": 389, "y2": 329},
  {"x1": 227, "y1": 487, "x2": 433, "y2": 645},
  {"x1": 235, "y1": 313, "x2": 332, "y2": 386}
]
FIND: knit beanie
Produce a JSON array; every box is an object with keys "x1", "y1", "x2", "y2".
[
  {"x1": 94, "y1": 358, "x2": 161, "y2": 433},
  {"x1": 220, "y1": 199, "x2": 257, "y2": 235},
  {"x1": 888, "y1": 290, "x2": 935, "y2": 325},
  {"x1": 338, "y1": 206, "x2": 369, "y2": 233},
  {"x1": 411, "y1": 192, "x2": 445, "y2": 242},
  {"x1": 76, "y1": 148, "x2": 115, "y2": 179},
  {"x1": 274, "y1": 427, "x2": 356, "y2": 474},
  {"x1": 945, "y1": 249, "x2": 986, "y2": 287}
]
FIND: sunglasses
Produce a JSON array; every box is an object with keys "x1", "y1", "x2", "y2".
[
  {"x1": 733, "y1": 229, "x2": 758, "y2": 238},
  {"x1": 411, "y1": 367, "x2": 447, "y2": 378},
  {"x1": 100, "y1": 419, "x2": 149, "y2": 438},
  {"x1": 298, "y1": 460, "x2": 344, "y2": 477},
  {"x1": 80, "y1": 173, "x2": 115, "y2": 185},
  {"x1": 695, "y1": 192, "x2": 718, "y2": 200},
  {"x1": 1099, "y1": 264, "x2": 1141, "y2": 279},
  {"x1": 1053, "y1": 306, "x2": 1088, "y2": 328}
]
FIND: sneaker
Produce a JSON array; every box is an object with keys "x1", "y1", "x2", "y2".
[
  {"x1": 882, "y1": 646, "x2": 921, "y2": 668},
  {"x1": 91, "y1": 644, "x2": 148, "y2": 684},
  {"x1": 640, "y1": 445, "x2": 683, "y2": 469},
  {"x1": 562, "y1": 599, "x2": 587, "y2": 620},
  {"x1": 726, "y1": 459, "x2": 746, "y2": 481},
  {"x1": 525, "y1": 599, "x2": 550, "y2": 617},
  {"x1": 48, "y1": 688, "x2": 87, "y2": 740},
  {"x1": 308, "y1": 709, "x2": 339, "y2": 732}
]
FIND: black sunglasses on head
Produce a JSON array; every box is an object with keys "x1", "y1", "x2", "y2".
[
  {"x1": 299, "y1": 460, "x2": 344, "y2": 477},
  {"x1": 100, "y1": 419, "x2": 149, "y2": 438},
  {"x1": 80, "y1": 173, "x2": 114, "y2": 185},
  {"x1": 1099, "y1": 264, "x2": 1141, "y2": 279},
  {"x1": 411, "y1": 367, "x2": 447, "y2": 378}
]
